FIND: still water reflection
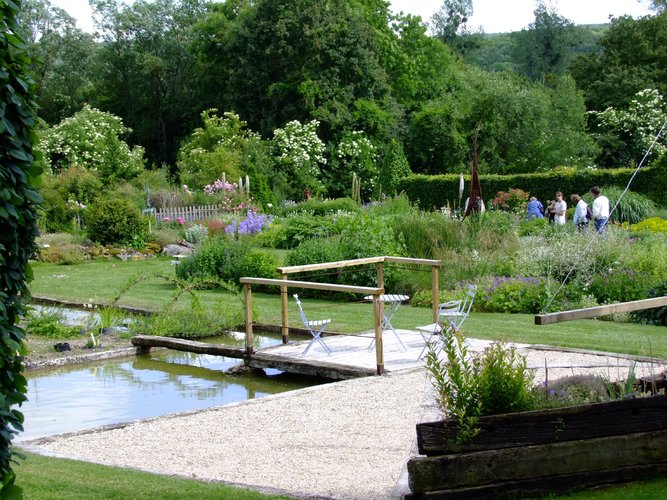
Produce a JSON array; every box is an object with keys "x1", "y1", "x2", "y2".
[{"x1": 19, "y1": 332, "x2": 324, "y2": 441}]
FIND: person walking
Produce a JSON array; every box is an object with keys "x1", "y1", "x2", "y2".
[
  {"x1": 590, "y1": 186, "x2": 610, "y2": 235},
  {"x1": 570, "y1": 194, "x2": 588, "y2": 233},
  {"x1": 553, "y1": 191, "x2": 567, "y2": 225},
  {"x1": 526, "y1": 196, "x2": 544, "y2": 220}
]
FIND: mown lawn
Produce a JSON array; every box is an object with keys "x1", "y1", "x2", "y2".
[{"x1": 11, "y1": 449, "x2": 290, "y2": 499}]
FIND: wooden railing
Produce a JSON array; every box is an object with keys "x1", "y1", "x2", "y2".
[
  {"x1": 276, "y1": 256, "x2": 442, "y2": 344},
  {"x1": 535, "y1": 296, "x2": 667, "y2": 325},
  {"x1": 239, "y1": 277, "x2": 387, "y2": 374}
]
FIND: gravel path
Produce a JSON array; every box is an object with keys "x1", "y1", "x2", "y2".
[{"x1": 25, "y1": 342, "x2": 666, "y2": 499}]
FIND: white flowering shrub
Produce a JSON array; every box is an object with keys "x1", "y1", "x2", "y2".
[
  {"x1": 38, "y1": 105, "x2": 145, "y2": 181},
  {"x1": 272, "y1": 119, "x2": 326, "y2": 199},
  {"x1": 178, "y1": 110, "x2": 261, "y2": 190},
  {"x1": 326, "y1": 130, "x2": 378, "y2": 200},
  {"x1": 591, "y1": 88, "x2": 667, "y2": 165}
]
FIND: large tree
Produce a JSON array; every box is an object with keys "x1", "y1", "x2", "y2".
[
  {"x1": 17, "y1": 0, "x2": 97, "y2": 124},
  {"x1": 213, "y1": 0, "x2": 399, "y2": 144},
  {"x1": 90, "y1": 0, "x2": 206, "y2": 167},
  {"x1": 570, "y1": 11, "x2": 667, "y2": 113},
  {"x1": 511, "y1": 1, "x2": 581, "y2": 81}
]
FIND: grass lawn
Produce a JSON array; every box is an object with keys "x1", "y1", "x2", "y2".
[
  {"x1": 30, "y1": 258, "x2": 667, "y2": 359},
  {"x1": 11, "y1": 449, "x2": 290, "y2": 499}
]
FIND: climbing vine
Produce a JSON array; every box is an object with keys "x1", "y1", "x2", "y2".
[{"x1": 0, "y1": 0, "x2": 42, "y2": 490}]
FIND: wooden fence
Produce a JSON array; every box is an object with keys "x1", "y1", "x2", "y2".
[{"x1": 152, "y1": 205, "x2": 221, "y2": 224}]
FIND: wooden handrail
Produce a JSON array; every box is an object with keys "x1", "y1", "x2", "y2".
[
  {"x1": 535, "y1": 296, "x2": 667, "y2": 325},
  {"x1": 277, "y1": 255, "x2": 441, "y2": 274},
  {"x1": 276, "y1": 257, "x2": 385, "y2": 274},
  {"x1": 240, "y1": 277, "x2": 382, "y2": 295}
]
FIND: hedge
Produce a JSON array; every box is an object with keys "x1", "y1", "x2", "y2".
[{"x1": 397, "y1": 164, "x2": 667, "y2": 210}]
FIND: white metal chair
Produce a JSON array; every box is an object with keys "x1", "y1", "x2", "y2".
[
  {"x1": 293, "y1": 294, "x2": 332, "y2": 356},
  {"x1": 416, "y1": 284, "x2": 477, "y2": 360}
]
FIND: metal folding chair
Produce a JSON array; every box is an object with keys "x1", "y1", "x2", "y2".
[
  {"x1": 415, "y1": 284, "x2": 477, "y2": 360},
  {"x1": 293, "y1": 294, "x2": 332, "y2": 356}
]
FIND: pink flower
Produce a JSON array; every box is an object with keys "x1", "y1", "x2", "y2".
[
  {"x1": 163, "y1": 217, "x2": 171, "y2": 222},
  {"x1": 177, "y1": 217, "x2": 185, "y2": 225}
]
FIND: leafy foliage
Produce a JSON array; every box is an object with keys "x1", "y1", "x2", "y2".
[
  {"x1": 85, "y1": 197, "x2": 147, "y2": 246},
  {"x1": 25, "y1": 309, "x2": 81, "y2": 339},
  {"x1": 0, "y1": 0, "x2": 42, "y2": 488},
  {"x1": 176, "y1": 238, "x2": 278, "y2": 286},
  {"x1": 427, "y1": 329, "x2": 534, "y2": 450}
]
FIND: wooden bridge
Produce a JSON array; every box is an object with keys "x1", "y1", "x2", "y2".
[{"x1": 131, "y1": 329, "x2": 428, "y2": 380}]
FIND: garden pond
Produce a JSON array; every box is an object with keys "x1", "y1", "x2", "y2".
[{"x1": 19, "y1": 307, "x2": 326, "y2": 442}]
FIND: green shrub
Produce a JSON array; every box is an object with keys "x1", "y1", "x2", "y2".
[
  {"x1": 281, "y1": 197, "x2": 361, "y2": 216},
  {"x1": 337, "y1": 213, "x2": 405, "y2": 289},
  {"x1": 184, "y1": 224, "x2": 208, "y2": 245},
  {"x1": 476, "y1": 276, "x2": 554, "y2": 313},
  {"x1": 39, "y1": 244, "x2": 86, "y2": 265},
  {"x1": 176, "y1": 237, "x2": 278, "y2": 285},
  {"x1": 287, "y1": 237, "x2": 342, "y2": 268},
  {"x1": 631, "y1": 280, "x2": 667, "y2": 326},
  {"x1": 393, "y1": 212, "x2": 467, "y2": 258},
  {"x1": 40, "y1": 186, "x2": 73, "y2": 233},
  {"x1": 587, "y1": 269, "x2": 650, "y2": 304},
  {"x1": 85, "y1": 197, "x2": 148, "y2": 245},
  {"x1": 518, "y1": 217, "x2": 548, "y2": 236},
  {"x1": 150, "y1": 228, "x2": 182, "y2": 248},
  {"x1": 477, "y1": 342, "x2": 535, "y2": 416},
  {"x1": 427, "y1": 329, "x2": 534, "y2": 450},
  {"x1": 280, "y1": 212, "x2": 336, "y2": 249}
]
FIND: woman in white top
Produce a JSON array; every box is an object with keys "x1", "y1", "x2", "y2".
[
  {"x1": 570, "y1": 194, "x2": 588, "y2": 233},
  {"x1": 553, "y1": 191, "x2": 567, "y2": 225}
]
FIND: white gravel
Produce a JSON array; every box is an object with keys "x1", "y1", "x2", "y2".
[{"x1": 25, "y1": 343, "x2": 666, "y2": 499}]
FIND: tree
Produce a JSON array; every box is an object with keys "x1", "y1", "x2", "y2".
[
  {"x1": 589, "y1": 88, "x2": 667, "y2": 167},
  {"x1": 218, "y1": 0, "x2": 396, "y2": 143},
  {"x1": 431, "y1": 0, "x2": 481, "y2": 54},
  {"x1": 0, "y1": 0, "x2": 42, "y2": 491},
  {"x1": 406, "y1": 68, "x2": 596, "y2": 174},
  {"x1": 570, "y1": 12, "x2": 667, "y2": 113},
  {"x1": 90, "y1": 0, "x2": 206, "y2": 167},
  {"x1": 511, "y1": 1, "x2": 581, "y2": 81},
  {"x1": 17, "y1": 0, "x2": 97, "y2": 124}
]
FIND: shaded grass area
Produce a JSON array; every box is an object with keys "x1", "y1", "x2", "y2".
[
  {"x1": 12, "y1": 449, "x2": 290, "y2": 499},
  {"x1": 31, "y1": 258, "x2": 667, "y2": 359}
]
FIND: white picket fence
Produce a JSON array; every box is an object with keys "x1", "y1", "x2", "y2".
[{"x1": 153, "y1": 205, "x2": 222, "y2": 224}]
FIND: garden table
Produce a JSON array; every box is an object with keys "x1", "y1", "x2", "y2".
[{"x1": 364, "y1": 294, "x2": 409, "y2": 351}]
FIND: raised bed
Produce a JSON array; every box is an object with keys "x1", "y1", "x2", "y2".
[{"x1": 406, "y1": 394, "x2": 667, "y2": 499}]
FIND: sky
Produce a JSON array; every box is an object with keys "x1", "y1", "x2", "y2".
[
  {"x1": 391, "y1": 0, "x2": 653, "y2": 33},
  {"x1": 50, "y1": 0, "x2": 654, "y2": 34}
]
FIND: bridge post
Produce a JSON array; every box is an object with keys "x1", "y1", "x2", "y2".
[{"x1": 244, "y1": 283, "x2": 254, "y2": 359}]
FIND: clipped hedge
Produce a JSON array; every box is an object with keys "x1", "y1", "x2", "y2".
[{"x1": 398, "y1": 165, "x2": 667, "y2": 210}]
